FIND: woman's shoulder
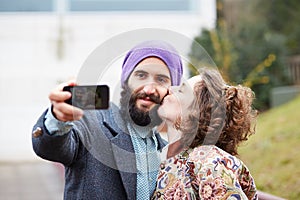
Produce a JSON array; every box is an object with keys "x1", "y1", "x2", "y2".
[
  {"x1": 188, "y1": 145, "x2": 243, "y2": 171},
  {"x1": 189, "y1": 145, "x2": 236, "y2": 159},
  {"x1": 187, "y1": 145, "x2": 257, "y2": 200}
]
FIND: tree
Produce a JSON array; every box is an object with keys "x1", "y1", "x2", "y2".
[
  {"x1": 257, "y1": 0, "x2": 300, "y2": 55},
  {"x1": 189, "y1": 0, "x2": 291, "y2": 111}
]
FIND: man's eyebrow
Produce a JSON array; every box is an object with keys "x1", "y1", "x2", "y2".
[
  {"x1": 133, "y1": 70, "x2": 148, "y2": 74},
  {"x1": 156, "y1": 74, "x2": 171, "y2": 80}
]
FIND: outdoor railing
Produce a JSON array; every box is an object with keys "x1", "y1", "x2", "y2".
[
  {"x1": 287, "y1": 55, "x2": 300, "y2": 85},
  {"x1": 257, "y1": 190, "x2": 286, "y2": 200}
]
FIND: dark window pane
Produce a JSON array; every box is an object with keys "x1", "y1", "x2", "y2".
[
  {"x1": 0, "y1": 0, "x2": 53, "y2": 12},
  {"x1": 69, "y1": 0, "x2": 190, "y2": 12}
]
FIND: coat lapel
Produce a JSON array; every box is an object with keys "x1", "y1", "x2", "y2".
[
  {"x1": 104, "y1": 104, "x2": 137, "y2": 199},
  {"x1": 111, "y1": 132, "x2": 137, "y2": 200},
  {"x1": 103, "y1": 103, "x2": 167, "y2": 199}
]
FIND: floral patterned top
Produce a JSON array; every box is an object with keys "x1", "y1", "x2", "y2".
[{"x1": 152, "y1": 145, "x2": 257, "y2": 200}]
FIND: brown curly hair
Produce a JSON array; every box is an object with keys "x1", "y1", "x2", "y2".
[{"x1": 180, "y1": 68, "x2": 257, "y2": 156}]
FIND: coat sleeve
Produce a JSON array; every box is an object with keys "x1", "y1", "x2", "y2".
[{"x1": 31, "y1": 109, "x2": 80, "y2": 166}]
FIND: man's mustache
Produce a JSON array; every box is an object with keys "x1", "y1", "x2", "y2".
[{"x1": 135, "y1": 92, "x2": 161, "y2": 104}]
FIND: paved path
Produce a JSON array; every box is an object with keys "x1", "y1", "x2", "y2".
[
  {"x1": 0, "y1": 160, "x2": 286, "y2": 200},
  {"x1": 0, "y1": 160, "x2": 64, "y2": 200}
]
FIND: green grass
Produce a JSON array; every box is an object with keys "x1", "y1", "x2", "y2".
[{"x1": 239, "y1": 95, "x2": 300, "y2": 200}]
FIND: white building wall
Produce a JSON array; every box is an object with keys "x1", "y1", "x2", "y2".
[{"x1": 0, "y1": 5, "x2": 216, "y2": 161}]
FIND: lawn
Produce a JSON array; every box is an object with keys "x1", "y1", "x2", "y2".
[{"x1": 238, "y1": 95, "x2": 300, "y2": 199}]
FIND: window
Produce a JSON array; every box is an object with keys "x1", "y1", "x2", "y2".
[
  {"x1": 0, "y1": 0, "x2": 53, "y2": 12},
  {"x1": 0, "y1": 0, "x2": 198, "y2": 13},
  {"x1": 69, "y1": 0, "x2": 191, "y2": 12}
]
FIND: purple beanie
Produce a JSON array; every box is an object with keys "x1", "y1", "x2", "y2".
[{"x1": 121, "y1": 40, "x2": 183, "y2": 86}]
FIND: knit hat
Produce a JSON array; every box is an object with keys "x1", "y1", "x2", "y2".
[{"x1": 121, "y1": 40, "x2": 183, "y2": 86}]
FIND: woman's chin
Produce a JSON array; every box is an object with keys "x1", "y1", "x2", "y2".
[
  {"x1": 157, "y1": 108, "x2": 175, "y2": 124},
  {"x1": 157, "y1": 107, "x2": 165, "y2": 119}
]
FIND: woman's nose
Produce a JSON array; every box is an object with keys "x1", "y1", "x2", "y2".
[{"x1": 168, "y1": 86, "x2": 177, "y2": 94}]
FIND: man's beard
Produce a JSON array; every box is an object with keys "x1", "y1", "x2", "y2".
[{"x1": 120, "y1": 86, "x2": 163, "y2": 126}]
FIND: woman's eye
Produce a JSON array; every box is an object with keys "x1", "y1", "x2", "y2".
[
  {"x1": 178, "y1": 83, "x2": 186, "y2": 93},
  {"x1": 177, "y1": 87, "x2": 183, "y2": 93}
]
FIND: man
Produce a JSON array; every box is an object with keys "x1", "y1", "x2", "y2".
[{"x1": 32, "y1": 40, "x2": 183, "y2": 199}]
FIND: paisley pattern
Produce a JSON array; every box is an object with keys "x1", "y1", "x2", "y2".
[{"x1": 152, "y1": 145, "x2": 257, "y2": 200}]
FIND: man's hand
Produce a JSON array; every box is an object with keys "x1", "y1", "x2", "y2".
[{"x1": 49, "y1": 80, "x2": 84, "y2": 122}]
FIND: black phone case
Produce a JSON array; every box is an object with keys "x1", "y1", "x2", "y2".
[{"x1": 63, "y1": 85, "x2": 109, "y2": 110}]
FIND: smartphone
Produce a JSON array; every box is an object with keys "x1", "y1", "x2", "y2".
[{"x1": 63, "y1": 85, "x2": 109, "y2": 110}]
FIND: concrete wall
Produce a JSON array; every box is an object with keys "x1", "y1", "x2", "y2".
[
  {"x1": 271, "y1": 86, "x2": 300, "y2": 107},
  {"x1": 0, "y1": 7, "x2": 216, "y2": 161}
]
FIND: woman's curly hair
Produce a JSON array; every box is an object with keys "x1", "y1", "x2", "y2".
[{"x1": 180, "y1": 68, "x2": 258, "y2": 156}]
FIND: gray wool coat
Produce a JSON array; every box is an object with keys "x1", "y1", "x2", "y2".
[{"x1": 32, "y1": 103, "x2": 167, "y2": 200}]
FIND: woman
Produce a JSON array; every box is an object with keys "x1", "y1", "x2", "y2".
[{"x1": 152, "y1": 68, "x2": 258, "y2": 200}]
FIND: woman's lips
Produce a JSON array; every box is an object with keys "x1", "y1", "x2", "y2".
[{"x1": 160, "y1": 94, "x2": 170, "y2": 105}]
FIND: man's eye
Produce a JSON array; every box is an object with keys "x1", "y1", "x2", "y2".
[
  {"x1": 156, "y1": 77, "x2": 169, "y2": 85},
  {"x1": 136, "y1": 73, "x2": 146, "y2": 79},
  {"x1": 157, "y1": 77, "x2": 166, "y2": 83}
]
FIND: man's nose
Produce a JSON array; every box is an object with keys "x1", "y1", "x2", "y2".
[{"x1": 143, "y1": 83, "x2": 156, "y2": 95}]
